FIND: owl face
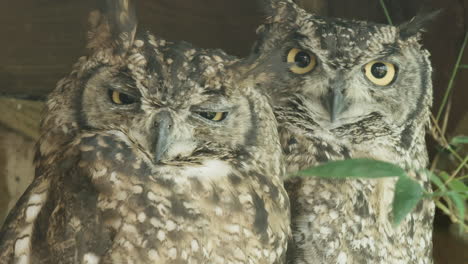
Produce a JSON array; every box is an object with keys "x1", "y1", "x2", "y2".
[
  {"x1": 80, "y1": 40, "x2": 259, "y2": 164},
  {"x1": 37, "y1": 0, "x2": 274, "y2": 167},
  {"x1": 253, "y1": 0, "x2": 433, "y2": 132}
]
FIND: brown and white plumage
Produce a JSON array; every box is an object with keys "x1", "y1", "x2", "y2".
[
  {"x1": 0, "y1": 1, "x2": 290, "y2": 263},
  {"x1": 249, "y1": 0, "x2": 436, "y2": 263}
]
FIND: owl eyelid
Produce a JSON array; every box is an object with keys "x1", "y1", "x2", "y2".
[
  {"x1": 190, "y1": 105, "x2": 232, "y2": 113},
  {"x1": 190, "y1": 98, "x2": 232, "y2": 112},
  {"x1": 105, "y1": 84, "x2": 141, "y2": 98},
  {"x1": 190, "y1": 104, "x2": 232, "y2": 124},
  {"x1": 108, "y1": 89, "x2": 139, "y2": 105},
  {"x1": 292, "y1": 32, "x2": 310, "y2": 41},
  {"x1": 192, "y1": 111, "x2": 230, "y2": 125}
]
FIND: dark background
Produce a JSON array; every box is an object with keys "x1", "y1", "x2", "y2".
[{"x1": 0, "y1": 0, "x2": 466, "y2": 262}]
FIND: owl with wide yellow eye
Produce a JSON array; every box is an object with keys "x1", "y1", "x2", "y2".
[{"x1": 250, "y1": 0, "x2": 437, "y2": 263}]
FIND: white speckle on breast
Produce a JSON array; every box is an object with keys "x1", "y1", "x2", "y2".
[
  {"x1": 148, "y1": 249, "x2": 160, "y2": 261},
  {"x1": 329, "y1": 210, "x2": 339, "y2": 220},
  {"x1": 147, "y1": 191, "x2": 157, "y2": 201},
  {"x1": 166, "y1": 141, "x2": 197, "y2": 160},
  {"x1": 337, "y1": 251, "x2": 347, "y2": 264},
  {"x1": 116, "y1": 191, "x2": 128, "y2": 201},
  {"x1": 150, "y1": 217, "x2": 163, "y2": 228},
  {"x1": 110, "y1": 172, "x2": 120, "y2": 184},
  {"x1": 132, "y1": 185, "x2": 143, "y2": 194},
  {"x1": 269, "y1": 251, "x2": 277, "y2": 262},
  {"x1": 122, "y1": 223, "x2": 138, "y2": 236},
  {"x1": 137, "y1": 212, "x2": 146, "y2": 223},
  {"x1": 191, "y1": 239, "x2": 199, "y2": 252},
  {"x1": 224, "y1": 224, "x2": 241, "y2": 234},
  {"x1": 319, "y1": 226, "x2": 332, "y2": 235},
  {"x1": 83, "y1": 253, "x2": 100, "y2": 264},
  {"x1": 168, "y1": 248, "x2": 177, "y2": 259},
  {"x1": 157, "y1": 230, "x2": 166, "y2": 241},
  {"x1": 180, "y1": 160, "x2": 232, "y2": 180},
  {"x1": 238, "y1": 194, "x2": 253, "y2": 204},
  {"x1": 16, "y1": 255, "x2": 29, "y2": 264},
  {"x1": 134, "y1": 39, "x2": 144, "y2": 47},
  {"x1": 165, "y1": 220, "x2": 176, "y2": 231},
  {"x1": 181, "y1": 250, "x2": 188, "y2": 260},
  {"x1": 93, "y1": 167, "x2": 107, "y2": 178},
  {"x1": 214, "y1": 206, "x2": 223, "y2": 216},
  {"x1": 234, "y1": 247, "x2": 246, "y2": 260}
]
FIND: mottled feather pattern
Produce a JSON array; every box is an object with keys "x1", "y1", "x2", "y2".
[
  {"x1": 0, "y1": 0, "x2": 291, "y2": 263},
  {"x1": 279, "y1": 95, "x2": 434, "y2": 264},
  {"x1": 251, "y1": 1, "x2": 435, "y2": 263},
  {"x1": 0, "y1": 0, "x2": 437, "y2": 263}
]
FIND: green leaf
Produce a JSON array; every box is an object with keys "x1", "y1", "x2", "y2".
[
  {"x1": 450, "y1": 136, "x2": 468, "y2": 145},
  {"x1": 446, "y1": 192, "x2": 466, "y2": 233},
  {"x1": 439, "y1": 173, "x2": 468, "y2": 199},
  {"x1": 430, "y1": 173, "x2": 447, "y2": 192},
  {"x1": 392, "y1": 176, "x2": 424, "y2": 226},
  {"x1": 298, "y1": 159, "x2": 407, "y2": 179}
]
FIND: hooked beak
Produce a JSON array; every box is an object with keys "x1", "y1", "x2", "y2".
[
  {"x1": 324, "y1": 88, "x2": 346, "y2": 123},
  {"x1": 153, "y1": 111, "x2": 173, "y2": 162}
]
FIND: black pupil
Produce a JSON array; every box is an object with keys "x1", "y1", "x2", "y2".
[
  {"x1": 294, "y1": 52, "x2": 311, "y2": 68},
  {"x1": 199, "y1": 112, "x2": 226, "y2": 121},
  {"x1": 371, "y1": 63, "x2": 388, "y2": 79},
  {"x1": 201, "y1": 112, "x2": 217, "y2": 120},
  {"x1": 119, "y1": 93, "x2": 135, "y2": 104}
]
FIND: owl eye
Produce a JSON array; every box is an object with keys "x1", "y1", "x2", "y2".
[
  {"x1": 287, "y1": 48, "x2": 317, "y2": 74},
  {"x1": 197, "y1": 112, "x2": 228, "y2": 122},
  {"x1": 108, "y1": 90, "x2": 137, "y2": 105},
  {"x1": 363, "y1": 61, "x2": 397, "y2": 86}
]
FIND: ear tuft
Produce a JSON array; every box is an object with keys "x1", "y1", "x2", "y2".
[
  {"x1": 257, "y1": 0, "x2": 298, "y2": 17},
  {"x1": 87, "y1": 0, "x2": 137, "y2": 55},
  {"x1": 87, "y1": 10, "x2": 112, "y2": 52},
  {"x1": 398, "y1": 9, "x2": 442, "y2": 40}
]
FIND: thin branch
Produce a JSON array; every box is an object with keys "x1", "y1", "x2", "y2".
[
  {"x1": 379, "y1": 0, "x2": 393, "y2": 25},
  {"x1": 447, "y1": 156, "x2": 468, "y2": 183},
  {"x1": 436, "y1": 32, "x2": 468, "y2": 121},
  {"x1": 441, "y1": 100, "x2": 451, "y2": 136},
  {"x1": 435, "y1": 201, "x2": 468, "y2": 231}
]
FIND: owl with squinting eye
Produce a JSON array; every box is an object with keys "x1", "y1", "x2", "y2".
[
  {"x1": 248, "y1": 0, "x2": 436, "y2": 263},
  {"x1": 0, "y1": 0, "x2": 291, "y2": 263}
]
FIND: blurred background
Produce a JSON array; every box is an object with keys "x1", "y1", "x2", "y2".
[{"x1": 0, "y1": 0, "x2": 466, "y2": 263}]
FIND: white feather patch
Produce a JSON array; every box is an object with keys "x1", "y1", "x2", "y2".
[
  {"x1": 180, "y1": 160, "x2": 232, "y2": 179},
  {"x1": 27, "y1": 193, "x2": 46, "y2": 204},
  {"x1": 16, "y1": 255, "x2": 29, "y2": 264},
  {"x1": 83, "y1": 253, "x2": 100, "y2": 264},
  {"x1": 14, "y1": 237, "x2": 30, "y2": 256},
  {"x1": 25, "y1": 205, "x2": 42, "y2": 223}
]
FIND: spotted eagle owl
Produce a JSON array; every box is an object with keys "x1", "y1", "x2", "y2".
[
  {"x1": 248, "y1": 0, "x2": 436, "y2": 263},
  {"x1": 0, "y1": 0, "x2": 291, "y2": 263}
]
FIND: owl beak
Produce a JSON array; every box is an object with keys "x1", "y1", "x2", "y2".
[
  {"x1": 153, "y1": 112, "x2": 173, "y2": 162},
  {"x1": 325, "y1": 89, "x2": 345, "y2": 122}
]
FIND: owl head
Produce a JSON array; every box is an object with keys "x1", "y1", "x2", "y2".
[
  {"x1": 251, "y1": 0, "x2": 437, "y2": 157},
  {"x1": 38, "y1": 0, "x2": 282, "y2": 173}
]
